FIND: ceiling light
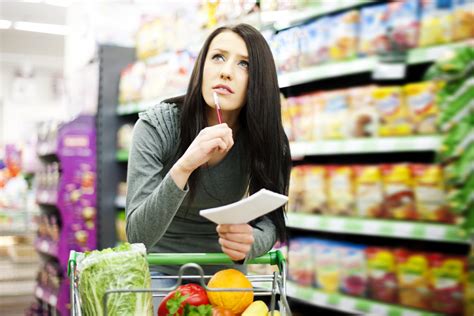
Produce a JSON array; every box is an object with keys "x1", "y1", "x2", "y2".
[
  {"x1": 14, "y1": 21, "x2": 68, "y2": 36},
  {"x1": 0, "y1": 19, "x2": 13, "y2": 29}
]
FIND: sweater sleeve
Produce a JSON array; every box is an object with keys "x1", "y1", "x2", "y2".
[
  {"x1": 125, "y1": 106, "x2": 189, "y2": 250},
  {"x1": 246, "y1": 216, "x2": 277, "y2": 261}
]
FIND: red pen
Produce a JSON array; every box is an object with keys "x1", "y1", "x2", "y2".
[{"x1": 213, "y1": 92, "x2": 223, "y2": 124}]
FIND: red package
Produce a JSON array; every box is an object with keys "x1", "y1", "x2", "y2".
[{"x1": 366, "y1": 247, "x2": 398, "y2": 303}]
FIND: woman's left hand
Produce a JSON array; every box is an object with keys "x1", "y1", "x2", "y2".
[{"x1": 217, "y1": 224, "x2": 254, "y2": 261}]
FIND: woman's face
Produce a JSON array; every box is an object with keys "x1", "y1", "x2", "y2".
[{"x1": 202, "y1": 31, "x2": 249, "y2": 113}]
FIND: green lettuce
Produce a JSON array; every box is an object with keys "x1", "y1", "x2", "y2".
[{"x1": 77, "y1": 243, "x2": 153, "y2": 316}]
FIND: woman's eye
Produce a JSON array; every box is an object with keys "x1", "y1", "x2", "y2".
[
  {"x1": 239, "y1": 60, "x2": 249, "y2": 69},
  {"x1": 212, "y1": 54, "x2": 225, "y2": 62}
]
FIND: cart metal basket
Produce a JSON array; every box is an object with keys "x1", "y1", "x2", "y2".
[{"x1": 68, "y1": 250, "x2": 292, "y2": 316}]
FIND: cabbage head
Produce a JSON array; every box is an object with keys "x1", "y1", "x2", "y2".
[{"x1": 77, "y1": 243, "x2": 152, "y2": 316}]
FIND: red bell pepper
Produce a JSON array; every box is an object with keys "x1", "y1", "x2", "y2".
[{"x1": 158, "y1": 283, "x2": 210, "y2": 316}]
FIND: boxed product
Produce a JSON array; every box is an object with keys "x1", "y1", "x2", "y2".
[
  {"x1": 136, "y1": 18, "x2": 166, "y2": 60},
  {"x1": 298, "y1": 94, "x2": 316, "y2": 141},
  {"x1": 140, "y1": 59, "x2": 170, "y2": 101},
  {"x1": 278, "y1": 27, "x2": 301, "y2": 73},
  {"x1": 452, "y1": 0, "x2": 474, "y2": 40},
  {"x1": 358, "y1": 4, "x2": 389, "y2": 56},
  {"x1": 395, "y1": 249, "x2": 431, "y2": 309},
  {"x1": 404, "y1": 81, "x2": 438, "y2": 135},
  {"x1": 411, "y1": 164, "x2": 452, "y2": 223},
  {"x1": 329, "y1": 10, "x2": 359, "y2": 60},
  {"x1": 418, "y1": 0, "x2": 453, "y2": 47},
  {"x1": 299, "y1": 17, "x2": 330, "y2": 66},
  {"x1": 429, "y1": 254, "x2": 467, "y2": 315},
  {"x1": 387, "y1": 0, "x2": 421, "y2": 50},
  {"x1": 288, "y1": 238, "x2": 315, "y2": 286},
  {"x1": 280, "y1": 94, "x2": 294, "y2": 141},
  {"x1": 354, "y1": 165, "x2": 385, "y2": 218},
  {"x1": 287, "y1": 97, "x2": 307, "y2": 142},
  {"x1": 303, "y1": 165, "x2": 328, "y2": 214},
  {"x1": 314, "y1": 241, "x2": 340, "y2": 293},
  {"x1": 347, "y1": 86, "x2": 378, "y2": 138},
  {"x1": 373, "y1": 86, "x2": 413, "y2": 136},
  {"x1": 311, "y1": 92, "x2": 326, "y2": 141},
  {"x1": 327, "y1": 165, "x2": 355, "y2": 216},
  {"x1": 288, "y1": 166, "x2": 305, "y2": 213},
  {"x1": 382, "y1": 164, "x2": 417, "y2": 220},
  {"x1": 322, "y1": 90, "x2": 349, "y2": 139},
  {"x1": 366, "y1": 247, "x2": 398, "y2": 303},
  {"x1": 118, "y1": 62, "x2": 146, "y2": 104},
  {"x1": 339, "y1": 243, "x2": 368, "y2": 297}
]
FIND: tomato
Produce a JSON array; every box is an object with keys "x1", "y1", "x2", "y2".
[{"x1": 158, "y1": 283, "x2": 210, "y2": 316}]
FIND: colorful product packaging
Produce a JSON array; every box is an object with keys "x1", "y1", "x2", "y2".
[
  {"x1": 327, "y1": 166, "x2": 355, "y2": 216},
  {"x1": 303, "y1": 166, "x2": 328, "y2": 214},
  {"x1": 299, "y1": 17, "x2": 330, "y2": 67},
  {"x1": 118, "y1": 62, "x2": 146, "y2": 104},
  {"x1": 288, "y1": 166, "x2": 305, "y2": 213},
  {"x1": 299, "y1": 94, "x2": 316, "y2": 141},
  {"x1": 311, "y1": 93, "x2": 326, "y2": 141},
  {"x1": 452, "y1": 0, "x2": 474, "y2": 40},
  {"x1": 429, "y1": 254, "x2": 467, "y2": 315},
  {"x1": 358, "y1": 3, "x2": 389, "y2": 56},
  {"x1": 329, "y1": 10, "x2": 359, "y2": 60},
  {"x1": 339, "y1": 244, "x2": 368, "y2": 297},
  {"x1": 354, "y1": 165, "x2": 385, "y2": 218},
  {"x1": 136, "y1": 18, "x2": 166, "y2": 60},
  {"x1": 381, "y1": 164, "x2": 417, "y2": 220},
  {"x1": 314, "y1": 241, "x2": 340, "y2": 293},
  {"x1": 395, "y1": 249, "x2": 431, "y2": 309},
  {"x1": 418, "y1": 0, "x2": 453, "y2": 47},
  {"x1": 403, "y1": 81, "x2": 439, "y2": 135},
  {"x1": 387, "y1": 0, "x2": 421, "y2": 50},
  {"x1": 366, "y1": 247, "x2": 398, "y2": 304},
  {"x1": 280, "y1": 94, "x2": 294, "y2": 141},
  {"x1": 288, "y1": 238, "x2": 315, "y2": 286},
  {"x1": 322, "y1": 90, "x2": 349, "y2": 139},
  {"x1": 373, "y1": 86, "x2": 413, "y2": 136},
  {"x1": 348, "y1": 86, "x2": 378, "y2": 138},
  {"x1": 411, "y1": 164, "x2": 453, "y2": 223}
]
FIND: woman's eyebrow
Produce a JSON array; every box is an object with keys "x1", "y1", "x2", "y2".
[{"x1": 211, "y1": 48, "x2": 248, "y2": 60}]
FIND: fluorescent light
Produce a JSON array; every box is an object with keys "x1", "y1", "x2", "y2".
[
  {"x1": 14, "y1": 21, "x2": 68, "y2": 36},
  {"x1": 0, "y1": 19, "x2": 13, "y2": 29},
  {"x1": 43, "y1": 0, "x2": 73, "y2": 7}
]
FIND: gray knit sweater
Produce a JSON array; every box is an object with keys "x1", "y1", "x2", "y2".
[{"x1": 125, "y1": 103, "x2": 277, "y2": 276}]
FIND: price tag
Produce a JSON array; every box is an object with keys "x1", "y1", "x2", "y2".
[
  {"x1": 364, "y1": 221, "x2": 381, "y2": 235},
  {"x1": 425, "y1": 226, "x2": 446, "y2": 240},
  {"x1": 330, "y1": 218, "x2": 345, "y2": 231},
  {"x1": 394, "y1": 223, "x2": 413, "y2": 237},
  {"x1": 372, "y1": 62, "x2": 406, "y2": 80},
  {"x1": 370, "y1": 304, "x2": 389, "y2": 315},
  {"x1": 339, "y1": 297, "x2": 356, "y2": 310},
  {"x1": 402, "y1": 311, "x2": 420, "y2": 316}
]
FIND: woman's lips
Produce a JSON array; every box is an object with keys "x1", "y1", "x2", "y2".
[{"x1": 213, "y1": 87, "x2": 232, "y2": 95}]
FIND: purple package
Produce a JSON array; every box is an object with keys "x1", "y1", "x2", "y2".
[
  {"x1": 388, "y1": 0, "x2": 421, "y2": 50},
  {"x1": 359, "y1": 4, "x2": 390, "y2": 56}
]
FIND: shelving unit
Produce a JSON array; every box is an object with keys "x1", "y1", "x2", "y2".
[
  {"x1": 287, "y1": 281, "x2": 441, "y2": 316},
  {"x1": 287, "y1": 213, "x2": 469, "y2": 244}
]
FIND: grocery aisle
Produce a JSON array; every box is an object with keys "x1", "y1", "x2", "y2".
[{"x1": 1, "y1": 0, "x2": 473, "y2": 315}]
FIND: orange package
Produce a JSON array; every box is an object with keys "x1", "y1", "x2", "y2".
[
  {"x1": 354, "y1": 165, "x2": 385, "y2": 218},
  {"x1": 404, "y1": 81, "x2": 438, "y2": 135},
  {"x1": 411, "y1": 164, "x2": 453, "y2": 223},
  {"x1": 381, "y1": 164, "x2": 417, "y2": 220},
  {"x1": 327, "y1": 166, "x2": 355, "y2": 216},
  {"x1": 395, "y1": 249, "x2": 431, "y2": 309}
]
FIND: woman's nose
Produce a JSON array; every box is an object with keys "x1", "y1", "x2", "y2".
[{"x1": 219, "y1": 62, "x2": 232, "y2": 80}]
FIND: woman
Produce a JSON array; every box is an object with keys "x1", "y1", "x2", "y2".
[{"x1": 126, "y1": 23, "x2": 291, "y2": 281}]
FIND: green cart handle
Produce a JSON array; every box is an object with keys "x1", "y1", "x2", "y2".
[
  {"x1": 68, "y1": 250, "x2": 78, "y2": 277},
  {"x1": 147, "y1": 250, "x2": 285, "y2": 269}
]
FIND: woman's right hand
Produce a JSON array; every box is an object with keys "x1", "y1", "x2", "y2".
[{"x1": 170, "y1": 123, "x2": 233, "y2": 188}]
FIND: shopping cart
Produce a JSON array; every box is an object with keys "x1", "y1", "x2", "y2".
[{"x1": 68, "y1": 250, "x2": 292, "y2": 316}]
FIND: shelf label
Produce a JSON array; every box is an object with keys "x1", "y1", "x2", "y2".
[
  {"x1": 425, "y1": 226, "x2": 446, "y2": 240},
  {"x1": 373, "y1": 62, "x2": 406, "y2": 80},
  {"x1": 371, "y1": 304, "x2": 389, "y2": 315},
  {"x1": 394, "y1": 223, "x2": 413, "y2": 237},
  {"x1": 339, "y1": 297, "x2": 356, "y2": 310}
]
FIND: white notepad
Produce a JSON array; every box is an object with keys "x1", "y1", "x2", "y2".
[{"x1": 199, "y1": 189, "x2": 288, "y2": 224}]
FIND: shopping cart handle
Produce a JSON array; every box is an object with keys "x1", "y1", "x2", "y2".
[
  {"x1": 147, "y1": 250, "x2": 285, "y2": 268},
  {"x1": 68, "y1": 250, "x2": 77, "y2": 277}
]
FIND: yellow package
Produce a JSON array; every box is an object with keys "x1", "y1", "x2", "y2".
[
  {"x1": 299, "y1": 94, "x2": 316, "y2": 141},
  {"x1": 396, "y1": 250, "x2": 431, "y2": 309},
  {"x1": 418, "y1": 2, "x2": 453, "y2": 47},
  {"x1": 311, "y1": 93, "x2": 326, "y2": 141},
  {"x1": 404, "y1": 81, "x2": 438, "y2": 135},
  {"x1": 327, "y1": 166, "x2": 355, "y2": 216},
  {"x1": 303, "y1": 166, "x2": 328, "y2": 214},
  {"x1": 354, "y1": 165, "x2": 385, "y2": 218},
  {"x1": 382, "y1": 164, "x2": 417, "y2": 220},
  {"x1": 373, "y1": 86, "x2": 412, "y2": 136},
  {"x1": 453, "y1": 0, "x2": 474, "y2": 40},
  {"x1": 288, "y1": 166, "x2": 306, "y2": 213},
  {"x1": 136, "y1": 18, "x2": 165, "y2": 60}
]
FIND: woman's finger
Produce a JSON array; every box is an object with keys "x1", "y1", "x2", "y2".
[{"x1": 217, "y1": 232, "x2": 254, "y2": 244}]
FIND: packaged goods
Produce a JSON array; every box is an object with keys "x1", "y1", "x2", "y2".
[
  {"x1": 299, "y1": 17, "x2": 330, "y2": 67},
  {"x1": 348, "y1": 86, "x2": 378, "y2": 138},
  {"x1": 118, "y1": 62, "x2": 146, "y2": 104},
  {"x1": 452, "y1": 0, "x2": 474, "y2": 40},
  {"x1": 339, "y1": 244, "x2": 368, "y2": 297},
  {"x1": 366, "y1": 247, "x2": 398, "y2": 303},
  {"x1": 303, "y1": 166, "x2": 328, "y2": 214},
  {"x1": 373, "y1": 86, "x2": 412, "y2": 136},
  {"x1": 381, "y1": 164, "x2": 417, "y2": 220},
  {"x1": 387, "y1": 0, "x2": 421, "y2": 50},
  {"x1": 327, "y1": 166, "x2": 355, "y2": 216},
  {"x1": 322, "y1": 90, "x2": 349, "y2": 139},
  {"x1": 358, "y1": 4, "x2": 389, "y2": 56},
  {"x1": 314, "y1": 241, "x2": 340, "y2": 293},
  {"x1": 288, "y1": 166, "x2": 305, "y2": 213},
  {"x1": 329, "y1": 10, "x2": 359, "y2": 60},
  {"x1": 404, "y1": 81, "x2": 439, "y2": 134},
  {"x1": 354, "y1": 165, "x2": 385, "y2": 218},
  {"x1": 419, "y1": 0, "x2": 453, "y2": 47},
  {"x1": 288, "y1": 238, "x2": 315, "y2": 286}
]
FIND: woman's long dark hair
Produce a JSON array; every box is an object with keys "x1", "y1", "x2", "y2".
[{"x1": 165, "y1": 24, "x2": 291, "y2": 243}]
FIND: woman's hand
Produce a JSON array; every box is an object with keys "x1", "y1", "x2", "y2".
[
  {"x1": 171, "y1": 123, "x2": 233, "y2": 189},
  {"x1": 217, "y1": 224, "x2": 254, "y2": 261}
]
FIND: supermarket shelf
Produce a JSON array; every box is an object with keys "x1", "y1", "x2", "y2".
[
  {"x1": 35, "y1": 286, "x2": 57, "y2": 307},
  {"x1": 116, "y1": 149, "x2": 129, "y2": 162},
  {"x1": 262, "y1": 0, "x2": 372, "y2": 30},
  {"x1": 115, "y1": 196, "x2": 126, "y2": 209},
  {"x1": 0, "y1": 209, "x2": 31, "y2": 236},
  {"x1": 287, "y1": 281, "x2": 441, "y2": 316},
  {"x1": 34, "y1": 238, "x2": 58, "y2": 258},
  {"x1": 0, "y1": 280, "x2": 36, "y2": 297},
  {"x1": 117, "y1": 91, "x2": 184, "y2": 115},
  {"x1": 36, "y1": 191, "x2": 57, "y2": 206},
  {"x1": 278, "y1": 41, "x2": 472, "y2": 87},
  {"x1": 289, "y1": 136, "x2": 441, "y2": 157},
  {"x1": 287, "y1": 213, "x2": 469, "y2": 244}
]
